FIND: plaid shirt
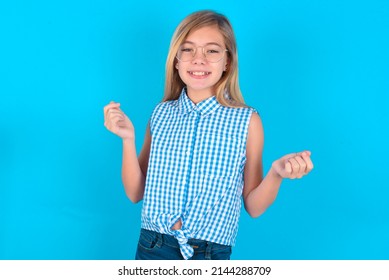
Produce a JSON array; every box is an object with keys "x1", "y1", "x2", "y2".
[{"x1": 141, "y1": 88, "x2": 255, "y2": 259}]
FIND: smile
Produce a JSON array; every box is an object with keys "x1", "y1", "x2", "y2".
[{"x1": 188, "y1": 71, "x2": 211, "y2": 78}]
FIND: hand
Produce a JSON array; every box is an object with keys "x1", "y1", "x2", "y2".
[
  {"x1": 103, "y1": 101, "x2": 134, "y2": 141},
  {"x1": 272, "y1": 151, "x2": 314, "y2": 179}
]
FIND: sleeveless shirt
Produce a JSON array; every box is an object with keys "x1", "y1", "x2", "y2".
[{"x1": 141, "y1": 88, "x2": 256, "y2": 259}]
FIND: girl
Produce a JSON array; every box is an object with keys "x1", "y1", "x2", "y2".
[{"x1": 103, "y1": 10, "x2": 313, "y2": 260}]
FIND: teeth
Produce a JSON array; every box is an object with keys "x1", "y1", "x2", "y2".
[{"x1": 191, "y1": 71, "x2": 209, "y2": 76}]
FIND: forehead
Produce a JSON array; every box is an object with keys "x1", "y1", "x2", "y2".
[{"x1": 185, "y1": 25, "x2": 225, "y2": 46}]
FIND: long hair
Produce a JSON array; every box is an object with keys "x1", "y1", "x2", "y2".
[{"x1": 163, "y1": 10, "x2": 245, "y2": 107}]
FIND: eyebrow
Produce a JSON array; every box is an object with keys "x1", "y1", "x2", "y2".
[{"x1": 183, "y1": 40, "x2": 224, "y2": 47}]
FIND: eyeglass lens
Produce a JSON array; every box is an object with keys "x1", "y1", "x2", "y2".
[{"x1": 177, "y1": 43, "x2": 226, "y2": 63}]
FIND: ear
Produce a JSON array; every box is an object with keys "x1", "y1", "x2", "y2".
[{"x1": 175, "y1": 63, "x2": 179, "y2": 69}]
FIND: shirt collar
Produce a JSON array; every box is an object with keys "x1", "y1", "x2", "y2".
[{"x1": 178, "y1": 88, "x2": 221, "y2": 117}]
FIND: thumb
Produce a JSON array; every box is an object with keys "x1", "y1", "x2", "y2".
[
  {"x1": 281, "y1": 151, "x2": 311, "y2": 161},
  {"x1": 303, "y1": 150, "x2": 311, "y2": 157},
  {"x1": 110, "y1": 100, "x2": 121, "y2": 106}
]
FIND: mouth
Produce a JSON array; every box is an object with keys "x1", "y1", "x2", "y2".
[{"x1": 188, "y1": 71, "x2": 211, "y2": 78}]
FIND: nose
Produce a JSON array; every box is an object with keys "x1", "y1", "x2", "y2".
[{"x1": 191, "y1": 46, "x2": 206, "y2": 64}]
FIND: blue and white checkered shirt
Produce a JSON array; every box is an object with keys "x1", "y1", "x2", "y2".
[{"x1": 141, "y1": 88, "x2": 256, "y2": 259}]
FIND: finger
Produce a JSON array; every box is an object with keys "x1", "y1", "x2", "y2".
[
  {"x1": 106, "y1": 109, "x2": 123, "y2": 118},
  {"x1": 301, "y1": 152, "x2": 314, "y2": 173},
  {"x1": 104, "y1": 105, "x2": 121, "y2": 119},
  {"x1": 111, "y1": 114, "x2": 125, "y2": 124},
  {"x1": 285, "y1": 161, "x2": 292, "y2": 174},
  {"x1": 297, "y1": 150, "x2": 311, "y2": 157},
  {"x1": 117, "y1": 119, "x2": 128, "y2": 128},
  {"x1": 103, "y1": 102, "x2": 121, "y2": 117},
  {"x1": 106, "y1": 115, "x2": 125, "y2": 130},
  {"x1": 105, "y1": 108, "x2": 124, "y2": 121},
  {"x1": 108, "y1": 123, "x2": 120, "y2": 134},
  {"x1": 104, "y1": 106, "x2": 118, "y2": 120},
  {"x1": 106, "y1": 117, "x2": 124, "y2": 132},
  {"x1": 287, "y1": 158, "x2": 300, "y2": 178},
  {"x1": 294, "y1": 155, "x2": 307, "y2": 178},
  {"x1": 104, "y1": 101, "x2": 120, "y2": 113},
  {"x1": 104, "y1": 109, "x2": 124, "y2": 124}
]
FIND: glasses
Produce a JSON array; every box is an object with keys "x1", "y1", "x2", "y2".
[{"x1": 176, "y1": 43, "x2": 228, "y2": 63}]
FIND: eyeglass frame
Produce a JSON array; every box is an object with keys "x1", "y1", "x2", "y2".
[{"x1": 175, "y1": 43, "x2": 229, "y2": 63}]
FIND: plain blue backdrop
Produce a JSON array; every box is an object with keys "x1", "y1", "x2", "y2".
[{"x1": 1, "y1": 0, "x2": 388, "y2": 259}]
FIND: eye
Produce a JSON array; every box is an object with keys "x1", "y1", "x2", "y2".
[
  {"x1": 205, "y1": 46, "x2": 223, "y2": 54},
  {"x1": 181, "y1": 47, "x2": 194, "y2": 53}
]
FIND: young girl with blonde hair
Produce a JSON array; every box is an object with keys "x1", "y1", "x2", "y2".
[{"x1": 104, "y1": 10, "x2": 313, "y2": 260}]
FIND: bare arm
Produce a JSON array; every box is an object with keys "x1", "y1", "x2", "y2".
[
  {"x1": 104, "y1": 101, "x2": 151, "y2": 203},
  {"x1": 243, "y1": 112, "x2": 314, "y2": 218},
  {"x1": 121, "y1": 125, "x2": 151, "y2": 203}
]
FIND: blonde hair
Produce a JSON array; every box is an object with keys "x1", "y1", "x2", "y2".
[{"x1": 163, "y1": 10, "x2": 246, "y2": 107}]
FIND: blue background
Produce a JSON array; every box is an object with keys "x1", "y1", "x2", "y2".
[{"x1": 1, "y1": 0, "x2": 388, "y2": 259}]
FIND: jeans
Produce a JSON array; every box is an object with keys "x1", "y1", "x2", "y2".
[{"x1": 135, "y1": 229, "x2": 232, "y2": 260}]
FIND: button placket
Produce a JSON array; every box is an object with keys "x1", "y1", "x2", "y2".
[{"x1": 182, "y1": 111, "x2": 201, "y2": 208}]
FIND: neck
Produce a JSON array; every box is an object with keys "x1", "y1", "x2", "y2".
[{"x1": 186, "y1": 88, "x2": 214, "y2": 104}]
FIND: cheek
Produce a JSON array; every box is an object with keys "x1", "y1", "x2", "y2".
[
  {"x1": 213, "y1": 65, "x2": 225, "y2": 79},
  {"x1": 176, "y1": 67, "x2": 186, "y2": 81},
  {"x1": 215, "y1": 59, "x2": 227, "y2": 73}
]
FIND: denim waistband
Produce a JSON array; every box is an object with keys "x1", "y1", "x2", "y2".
[{"x1": 140, "y1": 228, "x2": 230, "y2": 251}]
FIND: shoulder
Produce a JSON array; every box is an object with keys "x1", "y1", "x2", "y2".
[
  {"x1": 153, "y1": 99, "x2": 179, "y2": 112},
  {"x1": 248, "y1": 110, "x2": 263, "y2": 131},
  {"x1": 221, "y1": 104, "x2": 256, "y2": 113},
  {"x1": 216, "y1": 105, "x2": 261, "y2": 143},
  {"x1": 246, "y1": 109, "x2": 264, "y2": 151},
  {"x1": 218, "y1": 105, "x2": 258, "y2": 122},
  {"x1": 151, "y1": 99, "x2": 179, "y2": 118},
  {"x1": 216, "y1": 105, "x2": 260, "y2": 129},
  {"x1": 232, "y1": 104, "x2": 261, "y2": 130},
  {"x1": 149, "y1": 100, "x2": 179, "y2": 133}
]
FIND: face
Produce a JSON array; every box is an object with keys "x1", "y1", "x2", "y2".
[{"x1": 175, "y1": 25, "x2": 228, "y2": 100}]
